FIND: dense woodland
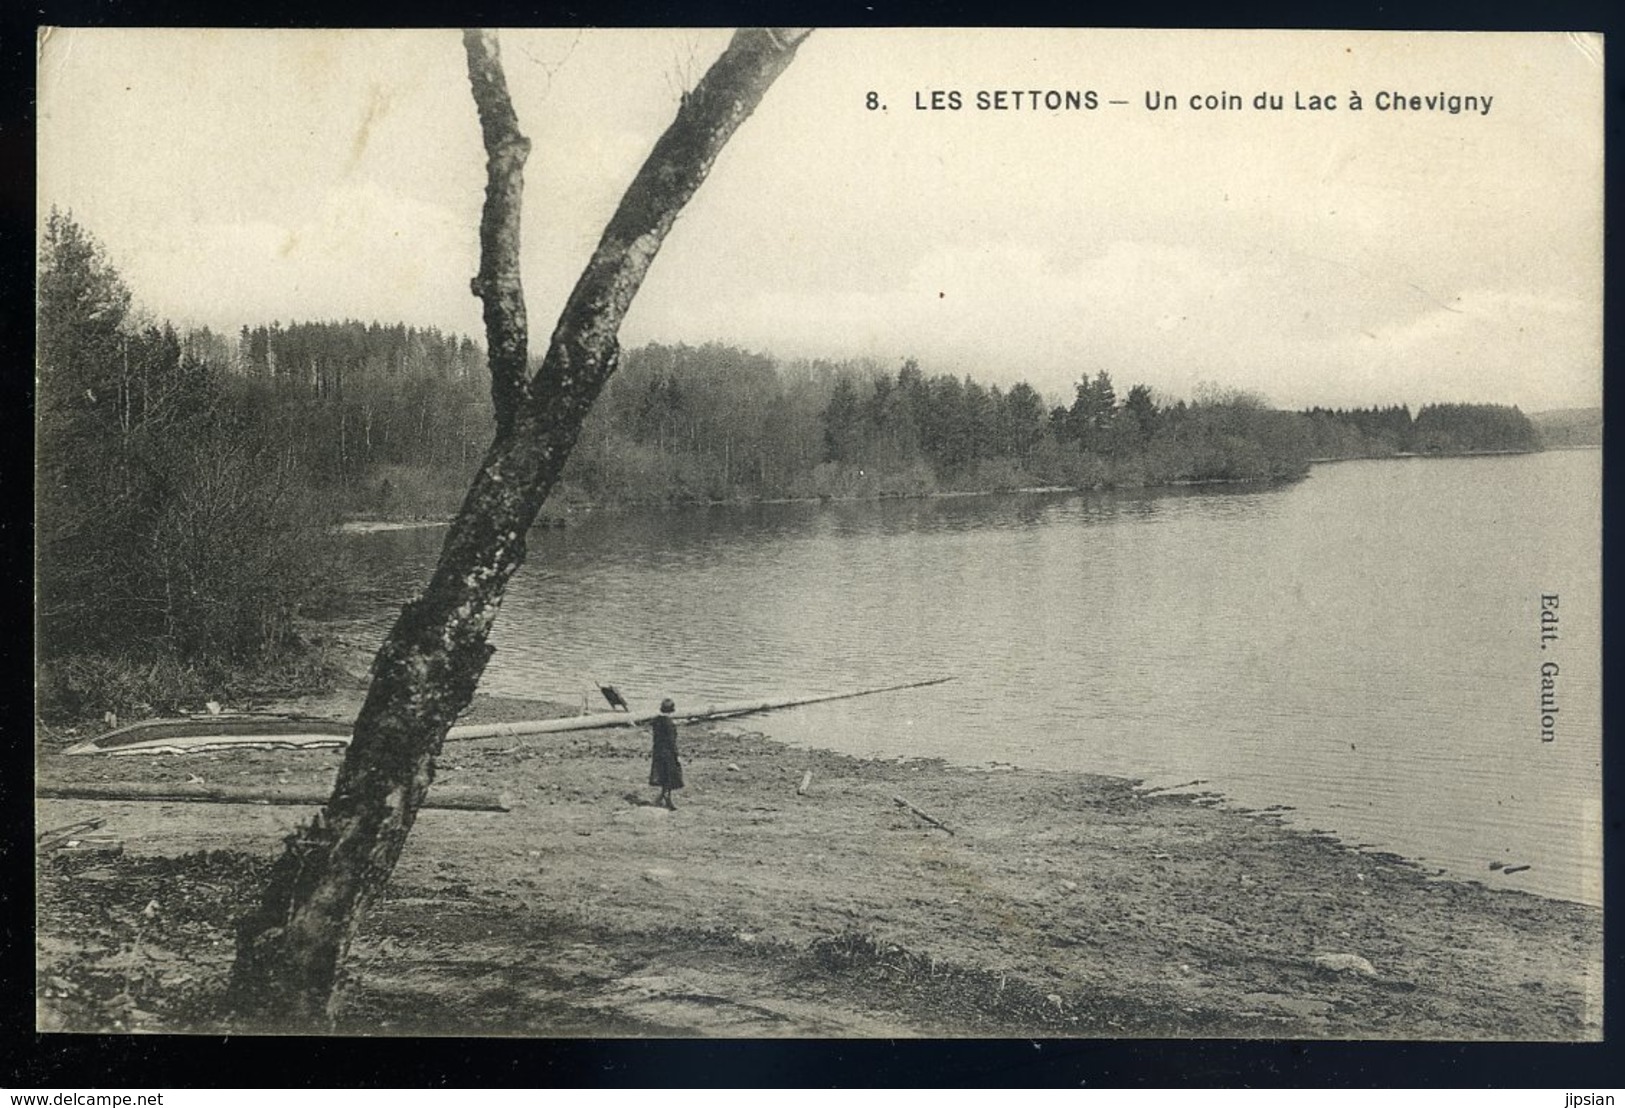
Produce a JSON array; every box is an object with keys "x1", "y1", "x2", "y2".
[
  {"x1": 36, "y1": 213, "x2": 352, "y2": 717},
  {"x1": 571, "y1": 351, "x2": 1318, "y2": 502},
  {"x1": 35, "y1": 212, "x2": 1544, "y2": 717},
  {"x1": 1303, "y1": 403, "x2": 1543, "y2": 458}
]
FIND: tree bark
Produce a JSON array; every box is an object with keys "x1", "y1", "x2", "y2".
[
  {"x1": 464, "y1": 29, "x2": 531, "y2": 438},
  {"x1": 227, "y1": 26, "x2": 812, "y2": 1028}
]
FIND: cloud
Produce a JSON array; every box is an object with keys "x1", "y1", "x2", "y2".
[
  {"x1": 633, "y1": 237, "x2": 1600, "y2": 411},
  {"x1": 1309, "y1": 288, "x2": 1599, "y2": 410},
  {"x1": 126, "y1": 181, "x2": 479, "y2": 332},
  {"x1": 41, "y1": 29, "x2": 1600, "y2": 415}
]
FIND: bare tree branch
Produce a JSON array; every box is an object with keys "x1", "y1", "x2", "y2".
[{"x1": 464, "y1": 29, "x2": 531, "y2": 436}]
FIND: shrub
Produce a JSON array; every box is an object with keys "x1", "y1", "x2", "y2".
[
  {"x1": 351, "y1": 464, "x2": 472, "y2": 520},
  {"x1": 37, "y1": 653, "x2": 216, "y2": 722}
]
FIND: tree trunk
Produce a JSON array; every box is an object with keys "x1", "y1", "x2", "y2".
[{"x1": 227, "y1": 26, "x2": 812, "y2": 1028}]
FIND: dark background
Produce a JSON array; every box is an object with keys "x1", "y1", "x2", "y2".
[{"x1": 4, "y1": 0, "x2": 1620, "y2": 1089}]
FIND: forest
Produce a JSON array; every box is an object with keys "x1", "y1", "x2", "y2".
[
  {"x1": 568, "y1": 349, "x2": 1316, "y2": 504},
  {"x1": 1302, "y1": 403, "x2": 1543, "y2": 458},
  {"x1": 34, "y1": 211, "x2": 1541, "y2": 719}
]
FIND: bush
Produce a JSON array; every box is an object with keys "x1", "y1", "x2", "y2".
[
  {"x1": 1104, "y1": 455, "x2": 1149, "y2": 488},
  {"x1": 36, "y1": 640, "x2": 345, "y2": 725},
  {"x1": 350, "y1": 464, "x2": 473, "y2": 520},
  {"x1": 871, "y1": 461, "x2": 938, "y2": 498},
  {"x1": 951, "y1": 457, "x2": 1029, "y2": 492},
  {"x1": 37, "y1": 654, "x2": 217, "y2": 722},
  {"x1": 1029, "y1": 440, "x2": 1112, "y2": 489}
]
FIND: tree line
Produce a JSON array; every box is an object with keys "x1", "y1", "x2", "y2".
[
  {"x1": 237, "y1": 320, "x2": 489, "y2": 477},
  {"x1": 36, "y1": 211, "x2": 352, "y2": 717},
  {"x1": 1302, "y1": 403, "x2": 1542, "y2": 458},
  {"x1": 561, "y1": 350, "x2": 1317, "y2": 503},
  {"x1": 40, "y1": 208, "x2": 1533, "y2": 718}
]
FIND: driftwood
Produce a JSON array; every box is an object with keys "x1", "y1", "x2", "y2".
[
  {"x1": 37, "y1": 783, "x2": 510, "y2": 812},
  {"x1": 892, "y1": 794, "x2": 954, "y2": 835},
  {"x1": 1137, "y1": 779, "x2": 1207, "y2": 797},
  {"x1": 36, "y1": 816, "x2": 106, "y2": 851}
]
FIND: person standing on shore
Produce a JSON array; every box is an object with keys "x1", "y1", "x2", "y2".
[{"x1": 649, "y1": 698, "x2": 684, "y2": 810}]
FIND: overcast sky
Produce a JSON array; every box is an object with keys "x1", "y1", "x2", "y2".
[{"x1": 37, "y1": 27, "x2": 1603, "y2": 411}]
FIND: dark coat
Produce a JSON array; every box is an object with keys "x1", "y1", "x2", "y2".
[{"x1": 649, "y1": 713, "x2": 683, "y2": 789}]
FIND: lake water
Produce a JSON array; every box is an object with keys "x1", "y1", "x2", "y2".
[{"x1": 345, "y1": 451, "x2": 1603, "y2": 905}]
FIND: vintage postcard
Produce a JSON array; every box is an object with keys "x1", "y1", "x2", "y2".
[{"x1": 35, "y1": 28, "x2": 1602, "y2": 1039}]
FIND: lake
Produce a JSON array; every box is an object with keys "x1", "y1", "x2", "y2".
[{"x1": 345, "y1": 450, "x2": 1603, "y2": 905}]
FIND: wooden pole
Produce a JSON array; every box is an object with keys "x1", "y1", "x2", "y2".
[{"x1": 445, "y1": 676, "x2": 956, "y2": 741}]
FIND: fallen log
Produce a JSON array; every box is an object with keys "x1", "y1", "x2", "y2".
[
  {"x1": 36, "y1": 782, "x2": 510, "y2": 812},
  {"x1": 892, "y1": 794, "x2": 954, "y2": 835}
]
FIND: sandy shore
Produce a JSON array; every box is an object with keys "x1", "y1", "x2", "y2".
[{"x1": 35, "y1": 694, "x2": 1602, "y2": 1038}]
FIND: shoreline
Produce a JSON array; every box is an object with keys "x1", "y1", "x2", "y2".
[
  {"x1": 36, "y1": 694, "x2": 1602, "y2": 1038},
  {"x1": 334, "y1": 447, "x2": 1574, "y2": 531},
  {"x1": 1307, "y1": 448, "x2": 1548, "y2": 464},
  {"x1": 333, "y1": 474, "x2": 1306, "y2": 531}
]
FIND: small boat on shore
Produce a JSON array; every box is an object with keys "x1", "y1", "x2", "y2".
[{"x1": 59, "y1": 715, "x2": 355, "y2": 757}]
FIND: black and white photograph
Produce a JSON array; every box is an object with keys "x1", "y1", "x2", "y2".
[{"x1": 34, "y1": 27, "x2": 1603, "y2": 1040}]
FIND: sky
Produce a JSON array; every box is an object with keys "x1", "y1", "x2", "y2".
[{"x1": 36, "y1": 27, "x2": 1604, "y2": 412}]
